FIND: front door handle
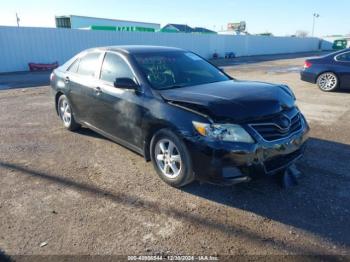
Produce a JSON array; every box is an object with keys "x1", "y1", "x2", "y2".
[
  {"x1": 64, "y1": 77, "x2": 70, "y2": 84},
  {"x1": 94, "y1": 86, "x2": 102, "y2": 95}
]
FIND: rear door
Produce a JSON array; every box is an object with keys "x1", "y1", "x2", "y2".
[
  {"x1": 91, "y1": 51, "x2": 145, "y2": 148},
  {"x1": 67, "y1": 51, "x2": 104, "y2": 123},
  {"x1": 334, "y1": 51, "x2": 350, "y2": 88}
]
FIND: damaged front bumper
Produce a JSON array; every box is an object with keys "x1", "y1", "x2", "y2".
[{"x1": 184, "y1": 121, "x2": 310, "y2": 186}]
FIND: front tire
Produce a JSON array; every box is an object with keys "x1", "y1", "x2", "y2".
[
  {"x1": 317, "y1": 72, "x2": 339, "y2": 92},
  {"x1": 150, "y1": 129, "x2": 194, "y2": 188},
  {"x1": 57, "y1": 94, "x2": 81, "y2": 131}
]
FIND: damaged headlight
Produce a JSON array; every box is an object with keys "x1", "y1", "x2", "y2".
[{"x1": 192, "y1": 121, "x2": 254, "y2": 143}]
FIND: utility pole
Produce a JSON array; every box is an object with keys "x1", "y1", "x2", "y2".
[
  {"x1": 312, "y1": 13, "x2": 320, "y2": 37},
  {"x1": 16, "y1": 13, "x2": 20, "y2": 27}
]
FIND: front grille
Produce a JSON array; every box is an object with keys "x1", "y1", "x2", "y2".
[{"x1": 250, "y1": 111, "x2": 303, "y2": 141}]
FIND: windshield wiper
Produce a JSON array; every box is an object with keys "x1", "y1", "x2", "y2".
[{"x1": 161, "y1": 84, "x2": 188, "y2": 90}]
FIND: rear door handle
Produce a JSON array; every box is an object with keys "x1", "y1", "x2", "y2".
[
  {"x1": 64, "y1": 77, "x2": 70, "y2": 84},
  {"x1": 94, "y1": 86, "x2": 102, "y2": 95}
]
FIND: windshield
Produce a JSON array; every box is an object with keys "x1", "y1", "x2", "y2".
[{"x1": 132, "y1": 51, "x2": 230, "y2": 90}]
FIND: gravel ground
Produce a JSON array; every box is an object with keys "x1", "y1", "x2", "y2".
[{"x1": 0, "y1": 55, "x2": 349, "y2": 259}]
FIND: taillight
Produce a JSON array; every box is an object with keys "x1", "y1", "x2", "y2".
[
  {"x1": 50, "y1": 72, "x2": 55, "y2": 81},
  {"x1": 304, "y1": 61, "x2": 312, "y2": 69}
]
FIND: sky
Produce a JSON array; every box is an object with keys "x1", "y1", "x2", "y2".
[{"x1": 0, "y1": 0, "x2": 349, "y2": 37}]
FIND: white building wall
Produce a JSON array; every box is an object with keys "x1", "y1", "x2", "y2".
[
  {"x1": 69, "y1": 16, "x2": 161, "y2": 30},
  {"x1": 0, "y1": 26, "x2": 321, "y2": 73}
]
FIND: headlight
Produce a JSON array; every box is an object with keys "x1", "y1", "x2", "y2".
[{"x1": 192, "y1": 121, "x2": 254, "y2": 143}]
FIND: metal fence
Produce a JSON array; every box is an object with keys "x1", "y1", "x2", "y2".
[{"x1": 0, "y1": 26, "x2": 321, "y2": 73}]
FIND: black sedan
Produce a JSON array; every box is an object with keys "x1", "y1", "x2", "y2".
[
  {"x1": 50, "y1": 46, "x2": 309, "y2": 187},
  {"x1": 300, "y1": 48, "x2": 350, "y2": 91}
]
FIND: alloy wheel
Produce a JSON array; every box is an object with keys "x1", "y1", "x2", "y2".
[
  {"x1": 154, "y1": 139, "x2": 182, "y2": 179},
  {"x1": 317, "y1": 73, "x2": 338, "y2": 91},
  {"x1": 59, "y1": 98, "x2": 72, "y2": 127}
]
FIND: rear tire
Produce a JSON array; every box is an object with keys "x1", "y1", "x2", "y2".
[
  {"x1": 57, "y1": 94, "x2": 81, "y2": 131},
  {"x1": 317, "y1": 72, "x2": 339, "y2": 92},
  {"x1": 150, "y1": 129, "x2": 194, "y2": 188}
]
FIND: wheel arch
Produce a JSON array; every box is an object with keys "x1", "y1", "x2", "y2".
[{"x1": 143, "y1": 123, "x2": 184, "y2": 162}]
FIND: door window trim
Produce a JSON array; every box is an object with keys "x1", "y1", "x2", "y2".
[
  {"x1": 67, "y1": 50, "x2": 104, "y2": 79},
  {"x1": 98, "y1": 51, "x2": 140, "y2": 87}
]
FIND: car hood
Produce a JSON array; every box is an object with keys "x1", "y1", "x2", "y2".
[{"x1": 159, "y1": 80, "x2": 296, "y2": 123}]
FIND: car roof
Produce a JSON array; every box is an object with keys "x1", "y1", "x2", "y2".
[
  {"x1": 98, "y1": 45, "x2": 186, "y2": 54},
  {"x1": 328, "y1": 48, "x2": 350, "y2": 57},
  {"x1": 311, "y1": 48, "x2": 350, "y2": 60},
  {"x1": 60, "y1": 46, "x2": 188, "y2": 71}
]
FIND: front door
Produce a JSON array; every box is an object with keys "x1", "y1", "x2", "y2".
[{"x1": 91, "y1": 52, "x2": 145, "y2": 148}]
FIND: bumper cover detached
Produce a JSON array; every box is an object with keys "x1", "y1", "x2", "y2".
[{"x1": 185, "y1": 121, "x2": 310, "y2": 186}]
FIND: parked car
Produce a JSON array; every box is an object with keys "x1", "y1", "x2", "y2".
[
  {"x1": 300, "y1": 48, "x2": 350, "y2": 92},
  {"x1": 332, "y1": 39, "x2": 348, "y2": 50},
  {"x1": 51, "y1": 46, "x2": 309, "y2": 188}
]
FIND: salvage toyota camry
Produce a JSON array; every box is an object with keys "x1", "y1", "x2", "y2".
[{"x1": 50, "y1": 46, "x2": 309, "y2": 187}]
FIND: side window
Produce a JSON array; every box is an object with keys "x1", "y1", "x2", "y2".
[
  {"x1": 336, "y1": 52, "x2": 350, "y2": 62},
  {"x1": 67, "y1": 59, "x2": 80, "y2": 73},
  {"x1": 100, "y1": 53, "x2": 134, "y2": 83},
  {"x1": 77, "y1": 52, "x2": 100, "y2": 77}
]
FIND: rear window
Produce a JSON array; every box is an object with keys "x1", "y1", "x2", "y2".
[
  {"x1": 336, "y1": 52, "x2": 350, "y2": 62},
  {"x1": 67, "y1": 59, "x2": 80, "y2": 73}
]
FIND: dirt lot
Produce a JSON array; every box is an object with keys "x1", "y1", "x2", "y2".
[{"x1": 0, "y1": 54, "x2": 350, "y2": 259}]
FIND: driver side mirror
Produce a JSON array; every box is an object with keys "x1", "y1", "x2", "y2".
[{"x1": 114, "y1": 78, "x2": 139, "y2": 89}]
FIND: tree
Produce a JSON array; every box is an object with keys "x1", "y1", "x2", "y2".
[
  {"x1": 256, "y1": 32, "x2": 273, "y2": 36},
  {"x1": 296, "y1": 30, "x2": 309, "y2": 38}
]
